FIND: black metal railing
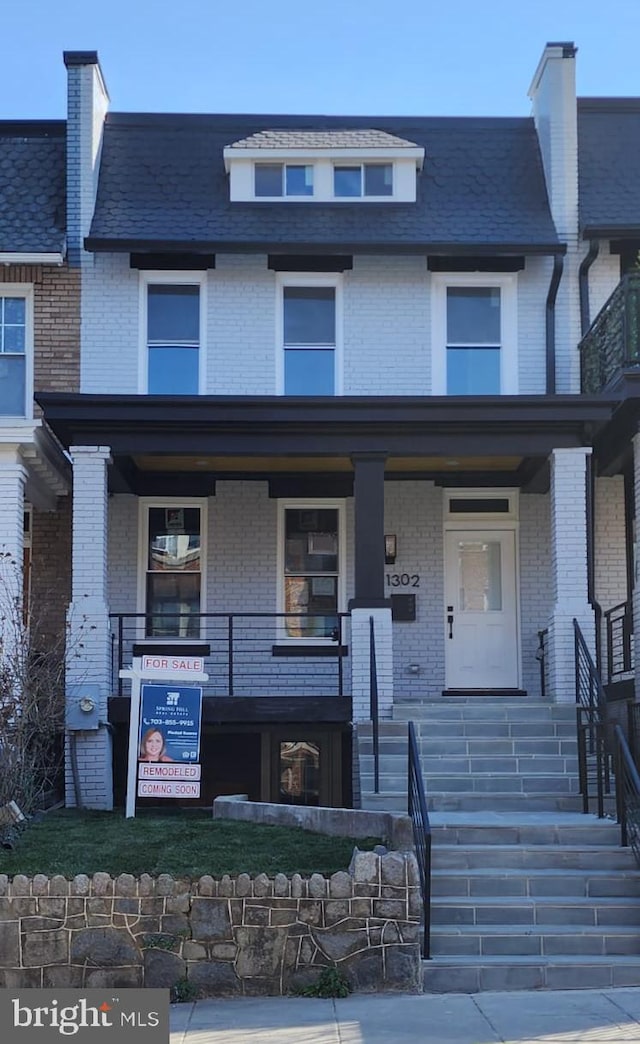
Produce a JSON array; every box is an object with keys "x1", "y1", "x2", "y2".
[
  {"x1": 536, "y1": 627, "x2": 549, "y2": 699},
  {"x1": 580, "y1": 272, "x2": 640, "y2": 393},
  {"x1": 604, "y1": 600, "x2": 634, "y2": 684},
  {"x1": 109, "y1": 612, "x2": 350, "y2": 698},
  {"x1": 574, "y1": 618, "x2": 610, "y2": 814},
  {"x1": 369, "y1": 616, "x2": 380, "y2": 795},
  {"x1": 614, "y1": 723, "x2": 640, "y2": 866},
  {"x1": 408, "y1": 720, "x2": 432, "y2": 960}
]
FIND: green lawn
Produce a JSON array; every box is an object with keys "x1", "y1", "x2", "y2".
[{"x1": 0, "y1": 809, "x2": 380, "y2": 878}]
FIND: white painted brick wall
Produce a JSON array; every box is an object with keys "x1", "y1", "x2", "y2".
[
  {"x1": 594, "y1": 475, "x2": 628, "y2": 680},
  {"x1": 547, "y1": 447, "x2": 595, "y2": 701},
  {"x1": 588, "y1": 246, "x2": 621, "y2": 322},
  {"x1": 81, "y1": 253, "x2": 555, "y2": 396}
]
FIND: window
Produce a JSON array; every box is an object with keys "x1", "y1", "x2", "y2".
[
  {"x1": 146, "y1": 282, "x2": 200, "y2": 394},
  {"x1": 281, "y1": 281, "x2": 338, "y2": 395},
  {"x1": 446, "y1": 287, "x2": 501, "y2": 394},
  {"x1": 255, "y1": 163, "x2": 313, "y2": 197},
  {"x1": 143, "y1": 505, "x2": 203, "y2": 637},
  {"x1": 333, "y1": 163, "x2": 393, "y2": 197},
  {"x1": 432, "y1": 274, "x2": 517, "y2": 395},
  {"x1": 0, "y1": 290, "x2": 30, "y2": 416},
  {"x1": 279, "y1": 504, "x2": 344, "y2": 640}
]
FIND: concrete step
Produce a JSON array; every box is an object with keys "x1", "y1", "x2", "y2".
[
  {"x1": 422, "y1": 954, "x2": 640, "y2": 992},
  {"x1": 362, "y1": 719, "x2": 578, "y2": 738},
  {"x1": 392, "y1": 701, "x2": 576, "y2": 722},
  {"x1": 428, "y1": 812, "x2": 623, "y2": 847},
  {"x1": 430, "y1": 924, "x2": 640, "y2": 957},
  {"x1": 430, "y1": 895, "x2": 640, "y2": 927},
  {"x1": 360, "y1": 754, "x2": 579, "y2": 774},
  {"x1": 431, "y1": 868, "x2": 640, "y2": 899},
  {"x1": 361, "y1": 791, "x2": 586, "y2": 812},
  {"x1": 359, "y1": 776, "x2": 580, "y2": 797},
  {"x1": 359, "y1": 737, "x2": 577, "y2": 756},
  {"x1": 432, "y1": 843, "x2": 636, "y2": 871}
]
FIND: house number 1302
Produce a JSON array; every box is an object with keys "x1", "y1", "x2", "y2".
[{"x1": 386, "y1": 573, "x2": 420, "y2": 588}]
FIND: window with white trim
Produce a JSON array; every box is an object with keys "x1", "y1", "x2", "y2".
[
  {"x1": 279, "y1": 503, "x2": 344, "y2": 640},
  {"x1": 333, "y1": 163, "x2": 393, "y2": 197},
  {"x1": 279, "y1": 277, "x2": 340, "y2": 395},
  {"x1": 0, "y1": 287, "x2": 32, "y2": 417},
  {"x1": 144, "y1": 277, "x2": 202, "y2": 394},
  {"x1": 143, "y1": 504, "x2": 203, "y2": 637},
  {"x1": 432, "y1": 274, "x2": 517, "y2": 395},
  {"x1": 255, "y1": 163, "x2": 313, "y2": 197}
]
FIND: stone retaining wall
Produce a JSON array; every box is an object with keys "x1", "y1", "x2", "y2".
[{"x1": 0, "y1": 851, "x2": 422, "y2": 995}]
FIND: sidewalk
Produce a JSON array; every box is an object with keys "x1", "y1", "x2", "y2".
[{"x1": 170, "y1": 987, "x2": 640, "y2": 1043}]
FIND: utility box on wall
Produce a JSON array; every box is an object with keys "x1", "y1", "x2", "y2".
[{"x1": 66, "y1": 683, "x2": 102, "y2": 730}]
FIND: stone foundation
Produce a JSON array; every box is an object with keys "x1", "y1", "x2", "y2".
[{"x1": 0, "y1": 851, "x2": 422, "y2": 995}]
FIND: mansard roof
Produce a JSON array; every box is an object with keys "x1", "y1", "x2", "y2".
[
  {"x1": 578, "y1": 98, "x2": 640, "y2": 238},
  {"x1": 0, "y1": 122, "x2": 66, "y2": 253},
  {"x1": 86, "y1": 112, "x2": 561, "y2": 254}
]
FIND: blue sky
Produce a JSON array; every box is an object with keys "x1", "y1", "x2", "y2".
[{"x1": 5, "y1": 0, "x2": 640, "y2": 118}]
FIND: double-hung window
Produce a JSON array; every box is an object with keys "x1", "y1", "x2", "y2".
[
  {"x1": 280, "y1": 277, "x2": 340, "y2": 395},
  {"x1": 255, "y1": 163, "x2": 313, "y2": 197},
  {"x1": 333, "y1": 163, "x2": 393, "y2": 197},
  {"x1": 279, "y1": 503, "x2": 344, "y2": 640},
  {"x1": 432, "y1": 274, "x2": 517, "y2": 395},
  {"x1": 145, "y1": 277, "x2": 202, "y2": 394},
  {"x1": 142, "y1": 503, "x2": 205, "y2": 637},
  {"x1": 0, "y1": 287, "x2": 31, "y2": 417}
]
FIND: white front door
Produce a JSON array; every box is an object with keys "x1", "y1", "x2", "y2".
[{"x1": 444, "y1": 528, "x2": 519, "y2": 690}]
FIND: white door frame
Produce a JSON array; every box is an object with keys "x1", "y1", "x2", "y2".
[{"x1": 443, "y1": 490, "x2": 521, "y2": 690}]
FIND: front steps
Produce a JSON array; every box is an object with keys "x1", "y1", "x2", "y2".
[{"x1": 357, "y1": 699, "x2": 640, "y2": 991}]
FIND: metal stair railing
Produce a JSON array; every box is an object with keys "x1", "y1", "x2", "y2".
[{"x1": 408, "y1": 719, "x2": 432, "y2": 959}]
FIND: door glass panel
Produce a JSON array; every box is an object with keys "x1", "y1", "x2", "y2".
[
  {"x1": 146, "y1": 507, "x2": 201, "y2": 636},
  {"x1": 458, "y1": 540, "x2": 502, "y2": 611},
  {"x1": 279, "y1": 740, "x2": 320, "y2": 805}
]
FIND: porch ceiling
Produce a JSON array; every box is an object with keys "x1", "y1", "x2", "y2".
[{"x1": 133, "y1": 454, "x2": 524, "y2": 473}]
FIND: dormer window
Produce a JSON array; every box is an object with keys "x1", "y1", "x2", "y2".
[
  {"x1": 255, "y1": 163, "x2": 314, "y2": 197},
  {"x1": 334, "y1": 163, "x2": 393, "y2": 198},
  {"x1": 224, "y1": 130, "x2": 424, "y2": 204}
]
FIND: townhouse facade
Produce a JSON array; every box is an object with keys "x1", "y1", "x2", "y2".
[{"x1": 2, "y1": 42, "x2": 640, "y2": 812}]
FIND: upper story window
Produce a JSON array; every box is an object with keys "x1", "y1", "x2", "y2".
[
  {"x1": 431, "y1": 274, "x2": 517, "y2": 396},
  {"x1": 333, "y1": 163, "x2": 393, "y2": 197},
  {"x1": 279, "y1": 276, "x2": 340, "y2": 395},
  {"x1": 255, "y1": 163, "x2": 313, "y2": 197},
  {"x1": 0, "y1": 286, "x2": 32, "y2": 417},
  {"x1": 144, "y1": 276, "x2": 203, "y2": 395}
]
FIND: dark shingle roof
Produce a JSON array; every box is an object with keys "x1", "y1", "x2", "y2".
[
  {"x1": 228, "y1": 129, "x2": 419, "y2": 149},
  {"x1": 578, "y1": 99, "x2": 640, "y2": 237},
  {"x1": 0, "y1": 122, "x2": 66, "y2": 253},
  {"x1": 87, "y1": 113, "x2": 560, "y2": 253}
]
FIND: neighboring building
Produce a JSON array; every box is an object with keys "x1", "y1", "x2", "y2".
[
  {"x1": 0, "y1": 118, "x2": 74, "y2": 649},
  {"x1": 4, "y1": 43, "x2": 640, "y2": 811}
]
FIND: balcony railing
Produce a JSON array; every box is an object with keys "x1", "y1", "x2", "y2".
[
  {"x1": 109, "y1": 612, "x2": 350, "y2": 699},
  {"x1": 580, "y1": 273, "x2": 640, "y2": 394}
]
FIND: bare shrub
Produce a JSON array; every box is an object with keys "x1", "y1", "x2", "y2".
[{"x1": 0, "y1": 550, "x2": 66, "y2": 813}]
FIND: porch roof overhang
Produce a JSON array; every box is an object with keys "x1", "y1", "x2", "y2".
[
  {"x1": 37, "y1": 392, "x2": 615, "y2": 494},
  {"x1": 591, "y1": 372, "x2": 640, "y2": 474}
]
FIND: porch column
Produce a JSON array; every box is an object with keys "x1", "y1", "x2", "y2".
[
  {"x1": 349, "y1": 453, "x2": 393, "y2": 721},
  {"x1": 547, "y1": 446, "x2": 595, "y2": 702},
  {"x1": 0, "y1": 446, "x2": 27, "y2": 659},
  {"x1": 632, "y1": 434, "x2": 640, "y2": 702},
  {"x1": 66, "y1": 445, "x2": 113, "y2": 809}
]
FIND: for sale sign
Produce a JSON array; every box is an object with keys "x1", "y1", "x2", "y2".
[{"x1": 137, "y1": 684, "x2": 202, "y2": 798}]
